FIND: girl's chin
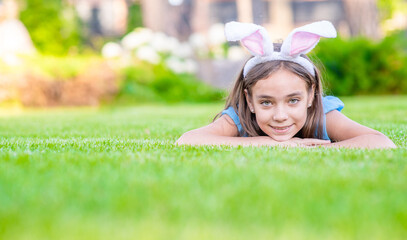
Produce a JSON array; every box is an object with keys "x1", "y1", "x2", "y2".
[{"x1": 268, "y1": 134, "x2": 295, "y2": 142}]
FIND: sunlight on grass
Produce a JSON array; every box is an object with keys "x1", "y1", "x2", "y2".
[{"x1": 0, "y1": 96, "x2": 406, "y2": 239}]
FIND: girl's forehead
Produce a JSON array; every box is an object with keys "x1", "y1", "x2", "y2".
[{"x1": 252, "y1": 69, "x2": 308, "y2": 95}]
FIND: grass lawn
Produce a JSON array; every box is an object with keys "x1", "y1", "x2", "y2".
[{"x1": 0, "y1": 95, "x2": 406, "y2": 240}]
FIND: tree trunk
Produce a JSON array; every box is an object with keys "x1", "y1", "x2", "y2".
[
  {"x1": 268, "y1": 0, "x2": 293, "y2": 39},
  {"x1": 236, "y1": 0, "x2": 253, "y2": 23},
  {"x1": 342, "y1": 0, "x2": 381, "y2": 39}
]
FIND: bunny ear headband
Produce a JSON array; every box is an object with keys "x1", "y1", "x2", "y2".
[{"x1": 224, "y1": 21, "x2": 337, "y2": 77}]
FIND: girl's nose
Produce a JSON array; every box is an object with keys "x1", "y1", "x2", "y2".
[{"x1": 272, "y1": 107, "x2": 288, "y2": 122}]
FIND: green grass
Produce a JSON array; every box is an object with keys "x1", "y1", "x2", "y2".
[{"x1": 0, "y1": 96, "x2": 406, "y2": 240}]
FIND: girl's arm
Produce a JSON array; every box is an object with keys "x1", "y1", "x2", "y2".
[
  {"x1": 325, "y1": 110, "x2": 396, "y2": 149},
  {"x1": 176, "y1": 115, "x2": 277, "y2": 146},
  {"x1": 176, "y1": 115, "x2": 330, "y2": 147}
]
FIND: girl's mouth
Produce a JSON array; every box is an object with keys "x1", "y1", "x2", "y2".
[{"x1": 271, "y1": 124, "x2": 293, "y2": 133}]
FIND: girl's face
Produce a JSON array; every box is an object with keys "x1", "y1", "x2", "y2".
[{"x1": 245, "y1": 68, "x2": 314, "y2": 141}]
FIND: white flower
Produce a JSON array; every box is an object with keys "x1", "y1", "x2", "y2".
[
  {"x1": 165, "y1": 57, "x2": 198, "y2": 74},
  {"x1": 227, "y1": 46, "x2": 247, "y2": 60},
  {"x1": 184, "y1": 59, "x2": 198, "y2": 73},
  {"x1": 149, "y1": 33, "x2": 181, "y2": 53},
  {"x1": 189, "y1": 33, "x2": 207, "y2": 49},
  {"x1": 121, "y1": 28, "x2": 153, "y2": 50},
  {"x1": 208, "y1": 23, "x2": 226, "y2": 46},
  {"x1": 136, "y1": 46, "x2": 160, "y2": 64},
  {"x1": 166, "y1": 37, "x2": 181, "y2": 53},
  {"x1": 172, "y1": 42, "x2": 193, "y2": 58},
  {"x1": 101, "y1": 42, "x2": 123, "y2": 58},
  {"x1": 150, "y1": 32, "x2": 173, "y2": 53},
  {"x1": 165, "y1": 56, "x2": 184, "y2": 73}
]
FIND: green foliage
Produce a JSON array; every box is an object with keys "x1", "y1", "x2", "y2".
[
  {"x1": 126, "y1": 2, "x2": 143, "y2": 33},
  {"x1": 2, "y1": 54, "x2": 223, "y2": 105},
  {"x1": 378, "y1": 0, "x2": 407, "y2": 21},
  {"x1": 313, "y1": 31, "x2": 407, "y2": 95},
  {"x1": 19, "y1": 0, "x2": 83, "y2": 55},
  {"x1": 115, "y1": 63, "x2": 224, "y2": 104},
  {"x1": 0, "y1": 96, "x2": 406, "y2": 239},
  {"x1": 22, "y1": 55, "x2": 102, "y2": 80}
]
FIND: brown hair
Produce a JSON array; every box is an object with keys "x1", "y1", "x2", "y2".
[{"x1": 216, "y1": 44, "x2": 325, "y2": 139}]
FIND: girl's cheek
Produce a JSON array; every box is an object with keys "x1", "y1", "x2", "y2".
[{"x1": 257, "y1": 111, "x2": 273, "y2": 123}]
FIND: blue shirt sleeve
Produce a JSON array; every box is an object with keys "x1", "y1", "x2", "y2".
[
  {"x1": 322, "y1": 96, "x2": 344, "y2": 114},
  {"x1": 221, "y1": 106, "x2": 244, "y2": 136},
  {"x1": 321, "y1": 96, "x2": 345, "y2": 140}
]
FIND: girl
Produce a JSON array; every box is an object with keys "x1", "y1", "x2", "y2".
[{"x1": 176, "y1": 21, "x2": 396, "y2": 148}]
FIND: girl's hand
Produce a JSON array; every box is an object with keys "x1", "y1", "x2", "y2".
[
  {"x1": 278, "y1": 137, "x2": 331, "y2": 147},
  {"x1": 254, "y1": 136, "x2": 330, "y2": 147}
]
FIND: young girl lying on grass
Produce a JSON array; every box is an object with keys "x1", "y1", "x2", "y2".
[{"x1": 176, "y1": 21, "x2": 396, "y2": 149}]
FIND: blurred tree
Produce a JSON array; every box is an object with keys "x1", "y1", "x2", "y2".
[
  {"x1": 343, "y1": 0, "x2": 381, "y2": 39},
  {"x1": 18, "y1": 0, "x2": 83, "y2": 55}
]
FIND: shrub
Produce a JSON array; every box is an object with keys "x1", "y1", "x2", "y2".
[
  {"x1": 19, "y1": 0, "x2": 83, "y2": 55},
  {"x1": 115, "y1": 63, "x2": 224, "y2": 104},
  {"x1": 22, "y1": 55, "x2": 102, "y2": 80},
  {"x1": 0, "y1": 55, "x2": 117, "y2": 107},
  {"x1": 1, "y1": 54, "x2": 223, "y2": 107},
  {"x1": 313, "y1": 30, "x2": 407, "y2": 95}
]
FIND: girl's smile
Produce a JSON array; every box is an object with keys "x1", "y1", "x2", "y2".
[
  {"x1": 270, "y1": 124, "x2": 294, "y2": 134},
  {"x1": 246, "y1": 68, "x2": 313, "y2": 141}
]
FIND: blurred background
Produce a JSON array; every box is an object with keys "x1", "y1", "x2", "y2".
[{"x1": 0, "y1": 0, "x2": 406, "y2": 107}]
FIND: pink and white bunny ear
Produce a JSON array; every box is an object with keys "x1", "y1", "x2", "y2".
[
  {"x1": 225, "y1": 21, "x2": 274, "y2": 57},
  {"x1": 281, "y1": 21, "x2": 337, "y2": 58}
]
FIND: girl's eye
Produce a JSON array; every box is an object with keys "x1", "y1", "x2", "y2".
[
  {"x1": 289, "y1": 99, "x2": 299, "y2": 104},
  {"x1": 261, "y1": 101, "x2": 272, "y2": 106}
]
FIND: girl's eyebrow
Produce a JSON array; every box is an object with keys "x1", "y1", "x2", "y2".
[{"x1": 256, "y1": 91, "x2": 304, "y2": 99}]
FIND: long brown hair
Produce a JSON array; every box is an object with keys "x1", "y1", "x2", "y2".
[{"x1": 216, "y1": 45, "x2": 325, "y2": 139}]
